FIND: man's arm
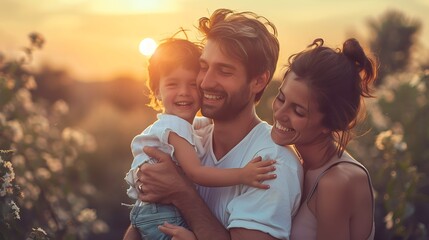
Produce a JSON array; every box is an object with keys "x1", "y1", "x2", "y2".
[
  {"x1": 138, "y1": 146, "x2": 230, "y2": 240},
  {"x1": 139, "y1": 147, "x2": 283, "y2": 240},
  {"x1": 230, "y1": 228, "x2": 278, "y2": 240}
]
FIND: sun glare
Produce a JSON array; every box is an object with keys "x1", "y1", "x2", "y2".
[{"x1": 139, "y1": 38, "x2": 157, "y2": 57}]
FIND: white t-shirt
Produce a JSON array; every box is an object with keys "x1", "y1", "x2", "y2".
[
  {"x1": 124, "y1": 113, "x2": 209, "y2": 200},
  {"x1": 196, "y1": 122, "x2": 303, "y2": 239}
]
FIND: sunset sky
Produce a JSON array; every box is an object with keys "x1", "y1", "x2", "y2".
[{"x1": 1, "y1": 0, "x2": 429, "y2": 81}]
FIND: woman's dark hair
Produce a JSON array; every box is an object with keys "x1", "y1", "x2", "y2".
[{"x1": 286, "y1": 38, "x2": 377, "y2": 156}]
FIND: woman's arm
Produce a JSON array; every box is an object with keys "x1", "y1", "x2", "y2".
[
  {"x1": 169, "y1": 132, "x2": 276, "y2": 188},
  {"x1": 158, "y1": 222, "x2": 197, "y2": 240},
  {"x1": 315, "y1": 165, "x2": 354, "y2": 240},
  {"x1": 315, "y1": 164, "x2": 373, "y2": 240}
]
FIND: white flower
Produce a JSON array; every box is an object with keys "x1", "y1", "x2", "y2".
[
  {"x1": 52, "y1": 100, "x2": 69, "y2": 115},
  {"x1": 374, "y1": 130, "x2": 407, "y2": 152},
  {"x1": 27, "y1": 115, "x2": 49, "y2": 134},
  {"x1": 9, "y1": 200, "x2": 20, "y2": 219},
  {"x1": 5, "y1": 120, "x2": 24, "y2": 142},
  {"x1": 42, "y1": 153, "x2": 63, "y2": 173},
  {"x1": 31, "y1": 227, "x2": 48, "y2": 236},
  {"x1": 384, "y1": 211, "x2": 394, "y2": 229},
  {"x1": 77, "y1": 208, "x2": 97, "y2": 223},
  {"x1": 3, "y1": 161, "x2": 14, "y2": 178},
  {"x1": 15, "y1": 88, "x2": 33, "y2": 111},
  {"x1": 0, "y1": 160, "x2": 15, "y2": 197},
  {"x1": 92, "y1": 219, "x2": 109, "y2": 234},
  {"x1": 62, "y1": 128, "x2": 85, "y2": 146},
  {"x1": 375, "y1": 130, "x2": 392, "y2": 151},
  {"x1": 35, "y1": 168, "x2": 51, "y2": 180},
  {"x1": 24, "y1": 75, "x2": 37, "y2": 90},
  {"x1": 62, "y1": 127, "x2": 97, "y2": 152}
]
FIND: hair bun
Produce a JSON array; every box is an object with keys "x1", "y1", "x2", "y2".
[{"x1": 342, "y1": 38, "x2": 366, "y2": 71}]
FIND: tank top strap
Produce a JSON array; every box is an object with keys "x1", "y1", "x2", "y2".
[
  {"x1": 307, "y1": 157, "x2": 374, "y2": 206},
  {"x1": 306, "y1": 159, "x2": 343, "y2": 201},
  {"x1": 306, "y1": 156, "x2": 376, "y2": 240}
]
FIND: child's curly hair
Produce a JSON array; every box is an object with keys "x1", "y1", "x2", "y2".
[{"x1": 146, "y1": 37, "x2": 202, "y2": 111}]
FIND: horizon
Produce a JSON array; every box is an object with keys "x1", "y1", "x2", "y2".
[{"x1": 1, "y1": 0, "x2": 429, "y2": 82}]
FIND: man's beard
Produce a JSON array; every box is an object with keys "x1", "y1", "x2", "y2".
[{"x1": 201, "y1": 94, "x2": 251, "y2": 121}]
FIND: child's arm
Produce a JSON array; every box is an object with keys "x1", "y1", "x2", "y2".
[{"x1": 169, "y1": 132, "x2": 276, "y2": 189}]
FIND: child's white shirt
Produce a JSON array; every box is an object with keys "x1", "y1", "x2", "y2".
[{"x1": 124, "y1": 113, "x2": 210, "y2": 200}]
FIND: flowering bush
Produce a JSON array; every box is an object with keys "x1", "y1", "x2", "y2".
[
  {"x1": 0, "y1": 150, "x2": 21, "y2": 225},
  {"x1": 0, "y1": 33, "x2": 108, "y2": 239},
  {"x1": 350, "y1": 70, "x2": 429, "y2": 239}
]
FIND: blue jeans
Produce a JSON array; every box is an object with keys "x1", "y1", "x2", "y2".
[{"x1": 130, "y1": 201, "x2": 188, "y2": 240}]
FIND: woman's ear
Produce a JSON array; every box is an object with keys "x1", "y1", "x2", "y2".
[{"x1": 322, "y1": 128, "x2": 330, "y2": 134}]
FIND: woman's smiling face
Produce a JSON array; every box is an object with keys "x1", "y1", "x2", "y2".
[{"x1": 271, "y1": 71, "x2": 328, "y2": 147}]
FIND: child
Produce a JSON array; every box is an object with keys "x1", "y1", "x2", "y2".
[{"x1": 124, "y1": 37, "x2": 277, "y2": 240}]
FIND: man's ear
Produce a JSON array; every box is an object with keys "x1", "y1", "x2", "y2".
[{"x1": 252, "y1": 70, "x2": 270, "y2": 93}]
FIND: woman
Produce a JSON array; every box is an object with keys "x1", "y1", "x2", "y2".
[{"x1": 271, "y1": 38, "x2": 376, "y2": 240}]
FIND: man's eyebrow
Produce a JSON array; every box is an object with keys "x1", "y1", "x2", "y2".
[
  {"x1": 199, "y1": 59, "x2": 236, "y2": 70},
  {"x1": 217, "y1": 63, "x2": 236, "y2": 70}
]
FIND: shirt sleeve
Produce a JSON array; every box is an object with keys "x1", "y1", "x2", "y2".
[
  {"x1": 226, "y1": 147, "x2": 303, "y2": 239},
  {"x1": 130, "y1": 114, "x2": 197, "y2": 169},
  {"x1": 130, "y1": 129, "x2": 161, "y2": 169},
  {"x1": 157, "y1": 114, "x2": 197, "y2": 161},
  {"x1": 193, "y1": 116, "x2": 212, "y2": 130}
]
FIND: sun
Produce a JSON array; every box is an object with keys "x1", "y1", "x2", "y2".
[{"x1": 139, "y1": 38, "x2": 157, "y2": 57}]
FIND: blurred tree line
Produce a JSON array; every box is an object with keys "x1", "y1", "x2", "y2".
[{"x1": 1, "y1": 9, "x2": 428, "y2": 240}]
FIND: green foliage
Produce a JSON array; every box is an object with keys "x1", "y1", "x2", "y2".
[
  {"x1": 368, "y1": 10, "x2": 422, "y2": 85},
  {"x1": 0, "y1": 33, "x2": 108, "y2": 239}
]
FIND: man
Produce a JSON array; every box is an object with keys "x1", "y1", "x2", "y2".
[{"x1": 124, "y1": 8, "x2": 303, "y2": 240}]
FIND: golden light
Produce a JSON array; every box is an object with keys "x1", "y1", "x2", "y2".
[
  {"x1": 139, "y1": 38, "x2": 157, "y2": 57},
  {"x1": 84, "y1": 0, "x2": 179, "y2": 14}
]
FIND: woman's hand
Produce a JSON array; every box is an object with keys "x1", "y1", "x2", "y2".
[{"x1": 159, "y1": 222, "x2": 197, "y2": 240}]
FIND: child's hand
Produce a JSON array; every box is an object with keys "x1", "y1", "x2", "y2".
[
  {"x1": 158, "y1": 222, "x2": 197, "y2": 240},
  {"x1": 242, "y1": 156, "x2": 277, "y2": 189}
]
